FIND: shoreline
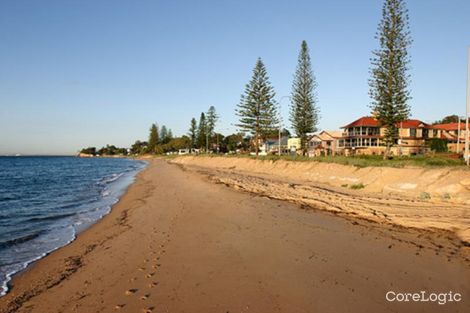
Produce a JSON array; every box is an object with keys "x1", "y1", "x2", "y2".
[
  {"x1": 0, "y1": 158, "x2": 147, "y2": 299},
  {"x1": 1, "y1": 159, "x2": 469, "y2": 312}
]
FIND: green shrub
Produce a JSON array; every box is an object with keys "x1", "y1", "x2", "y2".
[
  {"x1": 429, "y1": 138, "x2": 448, "y2": 152},
  {"x1": 420, "y1": 192, "x2": 431, "y2": 200},
  {"x1": 350, "y1": 183, "x2": 365, "y2": 190},
  {"x1": 442, "y1": 193, "x2": 451, "y2": 200}
]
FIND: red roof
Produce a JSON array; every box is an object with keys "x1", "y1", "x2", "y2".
[
  {"x1": 342, "y1": 116, "x2": 379, "y2": 128},
  {"x1": 432, "y1": 123, "x2": 467, "y2": 131},
  {"x1": 399, "y1": 119, "x2": 430, "y2": 128},
  {"x1": 342, "y1": 116, "x2": 429, "y2": 129}
]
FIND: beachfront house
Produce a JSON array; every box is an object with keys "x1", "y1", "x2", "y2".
[
  {"x1": 308, "y1": 130, "x2": 343, "y2": 157},
  {"x1": 429, "y1": 122, "x2": 468, "y2": 153},
  {"x1": 338, "y1": 116, "x2": 430, "y2": 156},
  {"x1": 287, "y1": 137, "x2": 301, "y2": 154},
  {"x1": 264, "y1": 136, "x2": 288, "y2": 155}
]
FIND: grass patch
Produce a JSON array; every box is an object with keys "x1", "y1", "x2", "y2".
[
  {"x1": 181, "y1": 153, "x2": 466, "y2": 168},
  {"x1": 442, "y1": 193, "x2": 451, "y2": 200},
  {"x1": 420, "y1": 192, "x2": 431, "y2": 200}
]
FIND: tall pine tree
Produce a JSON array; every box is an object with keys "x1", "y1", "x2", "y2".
[
  {"x1": 369, "y1": 0, "x2": 412, "y2": 159},
  {"x1": 206, "y1": 106, "x2": 218, "y2": 147},
  {"x1": 197, "y1": 112, "x2": 207, "y2": 150},
  {"x1": 236, "y1": 58, "x2": 278, "y2": 156},
  {"x1": 290, "y1": 40, "x2": 319, "y2": 155},
  {"x1": 160, "y1": 125, "x2": 170, "y2": 144},
  {"x1": 188, "y1": 118, "x2": 198, "y2": 148},
  {"x1": 148, "y1": 123, "x2": 159, "y2": 154}
]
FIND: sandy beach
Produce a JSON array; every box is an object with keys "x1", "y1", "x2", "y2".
[{"x1": 1, "y1": 158, "x2": 469, "y2": 313}]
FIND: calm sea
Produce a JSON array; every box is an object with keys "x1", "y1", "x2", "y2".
[{"x1": 0, "y1": 156, "x2": 147, "y2": 296}]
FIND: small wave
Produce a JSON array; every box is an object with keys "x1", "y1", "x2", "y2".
[
  {"x1": 98, "y1": 173, "x2": 124, "y2": 185},
  {"x1": 26, "y1": 212, "x2": 77, "y2": 223},
  {"x1": 0, "y1": 231, "x2": 44, "y2": 249},
  {"x1": 0, "y1": 196, "x2": 18, "y2": 202}
]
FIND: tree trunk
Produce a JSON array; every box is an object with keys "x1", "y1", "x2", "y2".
[
  {"x1": 255, "y1": 116, "x2": 260, "y2": 158},
  {"x1": 255, "y1": 131, "x2": 259, "y2": 157},
  {"x1": 301, "y1": 136, "x2": 307, "y2": 156},
  {"x1": 383, "y1": 143, "x2": 391, "y2": 160}
]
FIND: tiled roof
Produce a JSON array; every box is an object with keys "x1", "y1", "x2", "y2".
[
  {"x1": 342, "y1": 116, "x2": 380, "y2": 128},
  {"x1": 432, "y1": 123, "x2": 467, "y2": 131},
  {"x1": 399, "y1": 119, "x2": 430, "y2": 128},
  {"x1": 322, "y1": 130, "x2": 343, "y2": 138},
  {"x1": 342, "y1": 116, "x2": 429, "y2": 128}
]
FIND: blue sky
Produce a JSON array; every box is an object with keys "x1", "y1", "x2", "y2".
[{"x1": 0, "y1": 0, "x2": 469, "y2": 155}]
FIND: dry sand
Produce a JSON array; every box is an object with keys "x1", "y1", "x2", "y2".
[
  {"x1": 172, "y1": 156, "x2": 470, "y2": 244},
  {"x1": 0, "y1": 159, "x2": 469, "y2": 313}
]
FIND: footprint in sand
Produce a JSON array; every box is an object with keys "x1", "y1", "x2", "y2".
[
  {"x1": 146, "y1": 273, "x2": 155, "y2": 278},
  {"x1": 125, "y1": 289, "x2": 138, "y2": 295},
  {"x1": 138, "y1": 267, "x2": 146, "y2": 271},
  {"x1": 148, "y1": 282, "x2": 158, "y2": 288},
  {"x1": 114, "y1": 304, "x2": 125, "y2": 310},
  {"x1": 129, "y1": 277, "x2": 137, "y2": 282},
  {"x1": 140, "y1": 294, "x2": 150, "y2": 300},
  {"x1": 143, "y1": 307, "x2": 154, "y2": 313}
]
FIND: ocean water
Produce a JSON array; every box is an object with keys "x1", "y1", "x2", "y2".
[{"x1": 0, "y1": 156, "x2": 147, "y2": 296}]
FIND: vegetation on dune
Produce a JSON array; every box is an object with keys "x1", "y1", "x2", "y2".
[{"x1": 185, "y1": 153, "x2": 466, "y2": 168}]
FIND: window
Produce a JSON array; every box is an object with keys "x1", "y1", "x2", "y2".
[
  {"x1": 422, "y1": 129, "x2": 429, "y2": 138},
  {"x1": 410, "y1": 128, "x2": 416, "y2": 137}
]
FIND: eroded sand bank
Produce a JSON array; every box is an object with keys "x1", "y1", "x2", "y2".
[
  {"x1": 172, "y1": 156, "x2": 470, "y2": 245},
  {"x1": 0, "y1": 159, "x2": 469, "y2": 313}
]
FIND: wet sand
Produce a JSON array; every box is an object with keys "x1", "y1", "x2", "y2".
[{"x1": 0, "y1": 159, "x2": 469, "y2": 313}]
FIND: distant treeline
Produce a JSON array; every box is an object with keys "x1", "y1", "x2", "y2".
[{"x1": 80, "y1": 145, "x2": 128, "y2": 156}]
